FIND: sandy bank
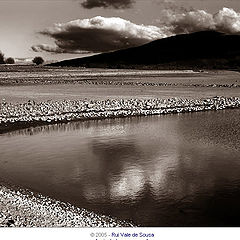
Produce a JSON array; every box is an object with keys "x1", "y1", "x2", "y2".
[{"x1": 0, "y1": 184, "x2": 134, "y2": 227}]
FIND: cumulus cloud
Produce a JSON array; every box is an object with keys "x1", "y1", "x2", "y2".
[
  {"x1": 165, "y1": 9, "x2": 216, "y2": 34},
  {"x1": 162, "y1": 7, "x2": 240, "y2": 34},
  {"x1": 31, "y1": 16, "x2": 170, "y2": 54},
  {"x1": 32, "y1": 8, "x2": 240, "y2": 54},
  {"x1": 31, "y1": 44, "x2": 89, "y2": 54},
  {"x1": 32, "y1": 44, "x2": 65, "y2": 54},
  {"x1": 81, "y1": 0, "x2": 134, "y2": 9},
  {"x1": 214, "y1": 7, "x2": 240, "y2": 33}
]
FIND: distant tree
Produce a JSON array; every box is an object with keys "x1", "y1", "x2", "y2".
[
  {"x1": 32, "y1": 56, "x2": 44, "y2": 65},
  {"x1": 5, "y1": 57, "x2": 15, "y2": 64},
  {"x1": 0, "y1": 51, "x2": 5, "y2": 64}
]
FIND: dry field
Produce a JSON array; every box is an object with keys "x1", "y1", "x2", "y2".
[{"x1": 0, "y1": 65, "x2": 239, "y2": 103}]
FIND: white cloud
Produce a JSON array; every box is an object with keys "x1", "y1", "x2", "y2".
[
  {"x1": 167, "y1": 9, "x2": 215, "y2": 33},
  {"x1": 32, "y1": 16, "x2": 170, "y2": 54},
  {"x1": 214, "y1": 7, "x2": 240, "y2": 33},
  {"x1": 162, "y1": 7, "x2": 240, "y2": 34},
  {"x1": 32, "y1": 8, "x2": 240, "y2": 54}
]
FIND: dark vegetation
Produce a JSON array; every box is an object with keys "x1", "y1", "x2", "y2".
[
  {"x1": 49, "y1": 31, "x2": 240, "y2": 71},
  {"x1": 0, "y1": 51, "x2": 5, "y2": 64},
  {"x1": 0, "y1": 51, "x2": 15, "y2": 64},
  {"x1": 32, "y1": 56, "x2": 44, "y2": 65},
  {"x1": 0, "y1": 52, "x2": 45, "y2": 65},
  {"x1": 5, "y1": 57, "x2": 15, "y2": 64}
]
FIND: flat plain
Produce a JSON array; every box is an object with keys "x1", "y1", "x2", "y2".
[{"x1": 0, "y1": 66, "x2": 239, "y2": 103}]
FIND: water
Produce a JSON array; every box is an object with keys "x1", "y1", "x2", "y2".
[{"x1": 0, "y1": 109, "x2": 240, "y2": 226}]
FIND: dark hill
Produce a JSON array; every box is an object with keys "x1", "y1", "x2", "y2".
[{"x1": 49, "y1": 31, "x2": 240, "y2": 70}]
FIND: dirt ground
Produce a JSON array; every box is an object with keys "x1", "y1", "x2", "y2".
[{"x1": 0, "y1": 66, "x2": 239, "y2": 103}]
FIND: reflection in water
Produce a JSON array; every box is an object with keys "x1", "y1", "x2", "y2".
[
  {"x1": 0, "y1": 109, "x2": 240, "y2": 226},
  {"x1": 4, "y1": 118, "x2": 142, "y2": 137}
]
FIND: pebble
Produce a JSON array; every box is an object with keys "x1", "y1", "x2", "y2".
[
  {"x1": 1, "y1": 78, "x2": 239, "y2": 88},
  {"x1": 0, "y1": 96, "x2": 240, "y2": 127},
  {"x1": 0, "y1": 185, "x2": 134, "y2": 227}
]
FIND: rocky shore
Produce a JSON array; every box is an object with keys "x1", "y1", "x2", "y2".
[
  {"x1": 0, "y1": 184, "x2": 134, "y2": 227},
  {"x1": 1, "y1": 96, "x2": 240, "y2": 134}
]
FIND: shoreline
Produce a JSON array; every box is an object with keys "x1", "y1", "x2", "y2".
[
  {"x1": 1, "y1": 96, "x2": 240, "y2": 134},
  {"x1": 0, "y1": 182, "x2": 134, "y2": 227}
]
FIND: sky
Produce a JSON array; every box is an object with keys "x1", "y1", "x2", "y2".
[{"x1": 0, "y1": 0, "x2": 240, "y2": 62}]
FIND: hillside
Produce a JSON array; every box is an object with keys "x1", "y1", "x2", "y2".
[{"x1": 49, "y1": 31, "x2": 240, "y2": 70}]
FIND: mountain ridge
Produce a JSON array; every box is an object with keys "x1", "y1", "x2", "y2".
[{"x1": 48, "y1": 31, "x2": 240, "y2": 70}]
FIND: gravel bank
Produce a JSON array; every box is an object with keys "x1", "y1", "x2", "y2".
[
  {"x1": 1, "y1": 96, "x2": 240, "y2": 134},
  {"x1": 0, "y1": 184, "x2": 134, "y2": 227},
  {"x1": 1, "y1": 78, "x2": 239, "y2": 88}
]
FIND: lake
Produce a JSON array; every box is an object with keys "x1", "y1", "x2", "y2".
[{"x1": 0, "y1": 109, "x2": 240, "y2": 226}]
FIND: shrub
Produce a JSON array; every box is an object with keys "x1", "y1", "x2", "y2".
[
  {"x1": 32, "y1": 56, "x2": 44, "y2": 65},
  {"x1": 0, "y1": 51, "x2": 5, "y2": 64},
  {"x1": 5, "y1": 57, "x2": 15, "y2": 64}
]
